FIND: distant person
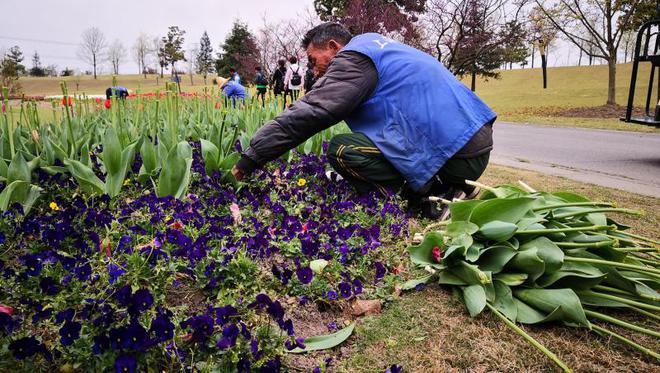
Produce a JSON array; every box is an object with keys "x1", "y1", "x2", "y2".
[
  {"x1": 304, "y1": 60, "x2": 316, "y2": 93},
  {"x1": 217, "y1": 77, "x2": 246, "y2": 107},
  {"x1": 229, "y1": 68, "x2": 241, "y2": 85},
  {"x1": 254, "y1": 66, "x2": 268, "y2": 107},
  {"x1": 271, "y1": 59, "x2": 287, "y2": 98},
  {"x1": 105, "y1": 86, "x2": 129, "y2": 99},
  {"x1": 284, "y1": 56, "x2": 304, "y2": 103}
]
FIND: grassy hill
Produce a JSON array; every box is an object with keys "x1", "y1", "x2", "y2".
[{"x1": 11, "y1": 63, "x2": 660, "y2": 132}]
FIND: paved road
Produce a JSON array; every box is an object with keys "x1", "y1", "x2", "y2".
[{"x1": 491, "y1": 122, "x2": 660, "y2": 197}]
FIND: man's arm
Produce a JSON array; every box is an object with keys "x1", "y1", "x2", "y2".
[{"x1": 235, "y1": 51, "x2": 378, "y2": 176}]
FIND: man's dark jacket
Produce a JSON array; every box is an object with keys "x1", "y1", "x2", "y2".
[{"x1": 237, "y1": 51, "x2": 493, "y2": 176}]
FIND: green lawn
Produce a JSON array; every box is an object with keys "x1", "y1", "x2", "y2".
[{"x1": 11, "y1": 63, "x2": 660, "y2": 132}]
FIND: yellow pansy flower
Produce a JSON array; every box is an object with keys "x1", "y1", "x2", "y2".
[{"x1": 297, "y1": 178, "x2": 307, "y2": 187}]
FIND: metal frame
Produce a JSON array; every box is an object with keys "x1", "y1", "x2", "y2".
[{"x1": 622, "y1": 3, "x2": 660, "y2": 127}]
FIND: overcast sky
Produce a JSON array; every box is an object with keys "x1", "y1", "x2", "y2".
[
  {"x1": 0, "y1": 0, "x2": 315, "y2": 74},
  {"x1": 1, "y1": 0, "x2": 609, "y2": 75}
]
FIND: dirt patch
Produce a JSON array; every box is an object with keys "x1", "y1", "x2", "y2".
[
  {"x1": 282, "y1": 299, "x2": 353, "y2": 371},
  {"x1": 507, "y1": 105, "x2": 647, "y2": 120}
]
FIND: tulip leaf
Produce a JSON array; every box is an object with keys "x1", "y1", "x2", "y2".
[
  {"x1": 288, "y1": 322, "x2": 355, "y2": 353},
  {"x1": 514, "y1": 288, "x2": 590, "y2": 327},
  {"x1": 477, "y1": 245, "x2": 517, "y2": 273},
  {"x1": 507, "y1": 247, "x2": 545, "y2": 282},
  {"x1": 437, "y1": 270, "x2": 468, "y2": 286},
  {"x1": 479, "y1": 220, "x2": 518, "y2": 242},
  {"x1": 64, "y1": 159, "x2": 105, "y2": 195},
  {"x1": 478, "y1": 184, "x2": 528, "y2": 199},
  {"x1": 463, "y1": 284, "x2": 487, "y2": 317},
  {"x1": 445, "y1": 221, "x2": 479, "y2": 238},
  {"x1": 401, "y1": 275, "x2": 434, "y2": 290},
  {"x1": 449, "y1": 200, "x2": 483, "y2": 222},
  {"x1": 468, "y1": 197, "x2": 535, "y2": 226},
  {"x1": 493, "y1": 273, "x2": 528, "y2": 286},
  {"x1": 408, "y1": 231, "x2": 444, "y2": 266},
  {"x1": 0, "y1": 180, "x2": 42, "y2": 214},
  {"x1": 157, "y1": 141, "x2": 193, "y2": 199},
  {"x1": 493, "y1": 280, "x2": 517, "y2": 321},
  {"x1": 520, "y1": 237, "x2": 564, "y2": 274},
  {"x1": 200, "y1": 139, "x2": 220, "y2": 175}
]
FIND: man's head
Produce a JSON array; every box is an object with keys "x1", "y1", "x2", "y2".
[
  {"x1": 229, "y1": 68, "x2": 236, "y2": 75},
  {"x1": 302, "y1": 22, "x2": 352, "y2": 77},
  {"x1": 289, "y1": 56, "x2": 298, "y2": 65},
  {"x1": 278, "y1": 59, "x2": 286, "y2": 68},
  {"x1": 255, "y1": 66, "x2": 262, "y2": 72}
]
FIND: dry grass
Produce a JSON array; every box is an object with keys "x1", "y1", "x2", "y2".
[{"x1": 335, "y1": 164, "x2": 660, "y2": 372}]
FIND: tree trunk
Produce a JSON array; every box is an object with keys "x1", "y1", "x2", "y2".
[
  {"x1": 541, "y1": 54, "x2": 548, "y2": 89},
  {"x1": 160, "y1": 65, "x2": 164, "y2": 78},
  {"x1": 190, "y1": 72, "x2": 193, "y2": 86},
  {"x1": 578, "y1": 48, "x2": 583, "y2": 66},
  {"x1": 607, "y1": 57, "x2": 616, "y2": 105},
  {"x1": 471, "y1": 71, "x2": 477, "y2": 91},
  {"x1": 93, "y1": 54, "x2": 97, "y2": 79},
  {"x1": 531, "y1": 45, "x2": 535, "y2": 69}
]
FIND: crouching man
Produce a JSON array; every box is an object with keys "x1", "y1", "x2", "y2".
[{"x1": 232, "y1": 23, "x2": 495, "y2": 219}]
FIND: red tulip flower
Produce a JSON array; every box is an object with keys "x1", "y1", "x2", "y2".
[
  {"x1": 431, "y1": 246, "x2": 442, "y2": 263},
  {"x1": 104, "y1": 99, "x2": 112, "y2": 109},
  {"x1": 0, "y1": 304, "x2": 14, "y2": 316},
  {"x1": 61, "y1": 96, "x2": 72, "y2": 107},
  {"x1": 1, "y1": 103, "x2": 5, "y2": 113},
  {"x1": 95, "y1": 97, "x2": 101, "y2": 104}
]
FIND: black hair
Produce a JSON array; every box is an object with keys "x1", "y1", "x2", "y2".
[
  {"x1": 229, "y1": 67, "x2": 236, "y2": 73},
  {"x1": 289, "y1": 56, "x2": 298, "y2": 64},
  {"x1": 278, "y1": 59, "x2": 286, "y2": 67},
  {"x1": 301, "y1": 22, "x2": 353, "y2": 49},
  {"x1": 255, "y1": 66, "x2": 262, "y2": 71}
]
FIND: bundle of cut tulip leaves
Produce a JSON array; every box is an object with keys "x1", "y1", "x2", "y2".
[{"x1": 406, "y1": 181, "x2": 660, "y2": 371}]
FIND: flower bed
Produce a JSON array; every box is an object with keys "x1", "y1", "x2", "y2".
[{"x1": 0, "y1": 147, "x2": 409, "y2": 371}]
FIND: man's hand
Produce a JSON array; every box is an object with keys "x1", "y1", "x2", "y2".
[{"x1": 231, "y1": 165, "x2": 244, "y2": 181}]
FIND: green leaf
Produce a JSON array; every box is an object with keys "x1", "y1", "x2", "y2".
[
  {"x1": 401, "y1": 275, "x2": 434, "y2": 290},
  {"x1": 479, "y1": 184, "x2": 528, "y2": 199},
  {"x1": 105, "y1": 140, "x2": 139, "y2": 197},
  {"x1": 520, "y1": 237, "x2": 564, "y2": 274},
  {"x1": 437, "y1": 270, "x2": 468, "y2": 285},
  {"x1": 514, "y1": 298, "x2": 564, "y2": 324},
  {"x1": 463, "y1": 284, "x2": 487, "y2": 317},
  {"x1": 200, "y1": 139, "x2": 220, "y2": 175},
  {"x1": 309, "y1": 259, "x2": 328, "y2": 274},
  {"x1": 408, "y1": 231, "x2": 443, "y2": 266},
  {"x1": 452, "y1": 261, "x2": 491, "y2": 285},
  {"x1": 7, "y1": 152, "x2": 30, "y2": 183},
  {"x1": 536, "y1": 261, "x2": 606, "y2": 289},
  {"x1": 507, "y1": 247, "x2": 545, "y2": 282},
  {"x1": 288, "y1": 322, "x2": 355, "y2": 353},
  {"x1": 469, "y1": 197, "x2": 535, "y2": 226},
  {"x1": 493, "y1": 280, "x2": 517, "y2": 321},
  {"x1": 449, "y1": 200, "x2": 483, "y2": 222},
  {"x1": 514, "y1": 288, "x2": 590, "y2": 327},
  {"x1": 477, "y1": 245, "x2": 517, "y2": 273},
  {"x1": 64, "y1": 159, "x2": 105, "y2": 195},
  {"x1": 479, "y1": 220, "x2": 518, "y2": 242},
  {"x1": 157, "y1": 141, "x2": 193, "y2": 199},
  {"x1": 102, "y1": 127, "x2": 122, "y2": 175},
  {"x1": 493, "y1": 273, "x2": 528, "y2": 286},
  {"x1": 0, "y1": 180, "x2": 42, "y2": 214},
  {"x1": 445, "y1": 221, "x2": 479, "y2": 238}
]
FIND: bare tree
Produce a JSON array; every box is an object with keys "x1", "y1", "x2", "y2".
[
  {"x1": 107, "y1": 40, "x2": 126, "y2": 75},
  {"x1": 133, "y1": 33, "x2": 151, "y2": 77},
  {"x1": 535, "y1": 0, "x2": 643, "y2": 105},
  {"x1": 256, "y1": 8, "x2": 320, "y2": 76},
  {"x1": 151, "y1": 37, "x2": 166, "y2": 78},
  {"x1": 528, "y1": 5, "x2": 557, "y2": 88},
  {"x1": 78, "y1": 27, "x2": 107, "y2": 79}
]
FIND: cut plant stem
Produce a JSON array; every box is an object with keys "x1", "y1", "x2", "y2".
[
  {"x1": 613, "y1": 231, "x2": 660, "y2": 246},
  {"x1": 585, "y1": 309, "x2": 660, "y2": 338},
  {"x1": 553, "y1": 208, "x2": 642, "y2": 220},
  {"x1": 486, "y1": 303, "x2": 572, "y2": 372},
  {"x1": 518, "y1": 180, "x2": 537, "y2": 193},
  {"x1": 591, "y1": 324, "x2": 660, "y2": 360},
  {"x1": 580, "y1": 290, "x2": 660, "y2": 312},
  {"x1": 465, "y1": 179, "x2": 497, "y2": 193},
  {"x1": 615, "y1": 247, "x2": 658, "y2": 253},
  {"x1": 630, "y1": 306, "x2": 660, "y2": 322},
  {"x1": 517, "y1": 225, "x2": 613, "y2": 235},
  {"x1": 564, "y1": 257, "x2": 660, "y2": 277},
  {"x1": 554, "y1": 240, "x2": 617, "y2": 249},
  {"x1": 532, "y1": 202, "x2": 615, "y2": 212}
]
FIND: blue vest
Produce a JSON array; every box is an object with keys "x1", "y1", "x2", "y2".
[{"x1": 342, "y1": 33, "x2": 497, "y2": 191}]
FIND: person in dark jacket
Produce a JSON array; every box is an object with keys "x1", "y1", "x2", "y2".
[
  {"x1": 304, "y1": 60, "x2": 316, "y2": 93},
  {"x1": 271, "y1": 59, "x2": 286, "y2": 97},
  {"x1": 254, "y1": 66, "x2": 268, "y2": 107},
  {"x1": 105, "y1": 86, "x2": 129, "y2": 99},
  {"x1": 233, "y1": 23, "x2": 495, "y2": 220}
]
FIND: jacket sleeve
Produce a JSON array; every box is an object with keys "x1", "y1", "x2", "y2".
[{"x1": 236, "y1": 51, "x2": 378, "y2": 174}]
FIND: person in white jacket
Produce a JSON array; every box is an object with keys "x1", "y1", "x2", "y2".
[{"x1": 284, "y1": 56, "x2": 305, "y2": 105}]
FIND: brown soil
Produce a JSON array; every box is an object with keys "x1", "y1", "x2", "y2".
[{"x1": 509, "y1": 105, "x2": 647, "y2": 119}]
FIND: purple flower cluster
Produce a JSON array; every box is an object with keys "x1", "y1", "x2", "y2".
[{"x1": 0, "y1": 148, "x2": 409, "y2": 371}]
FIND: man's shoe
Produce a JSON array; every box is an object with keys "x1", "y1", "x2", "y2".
[
  {"x1": 452, "y1": 185, "x2": 481, "y2": 201},
  {"x1": 420, "y1": 199, "x2": 450, "y2": 220},
  {"x1": 325, "y1": 170, "x2": 344, "y2": 182}
]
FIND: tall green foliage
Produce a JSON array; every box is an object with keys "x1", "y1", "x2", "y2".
[
  {"x1": 215, "y1": 21, "x2": 260, "y2": 81},
  {"x1": 196, "y1": 31, "x2": 215, "y2": 82},
  {"x1": 160, "y1": 26, "x2": 186, "y2": 75}
]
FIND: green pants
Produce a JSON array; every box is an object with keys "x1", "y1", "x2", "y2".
[{"x1": 327, "y1": 133, "x2": 490, "y2": 195}]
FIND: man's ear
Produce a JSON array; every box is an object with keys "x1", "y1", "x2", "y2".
[{"x1": 328, "y1": 39, "x2": 342, "y2": 52}]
